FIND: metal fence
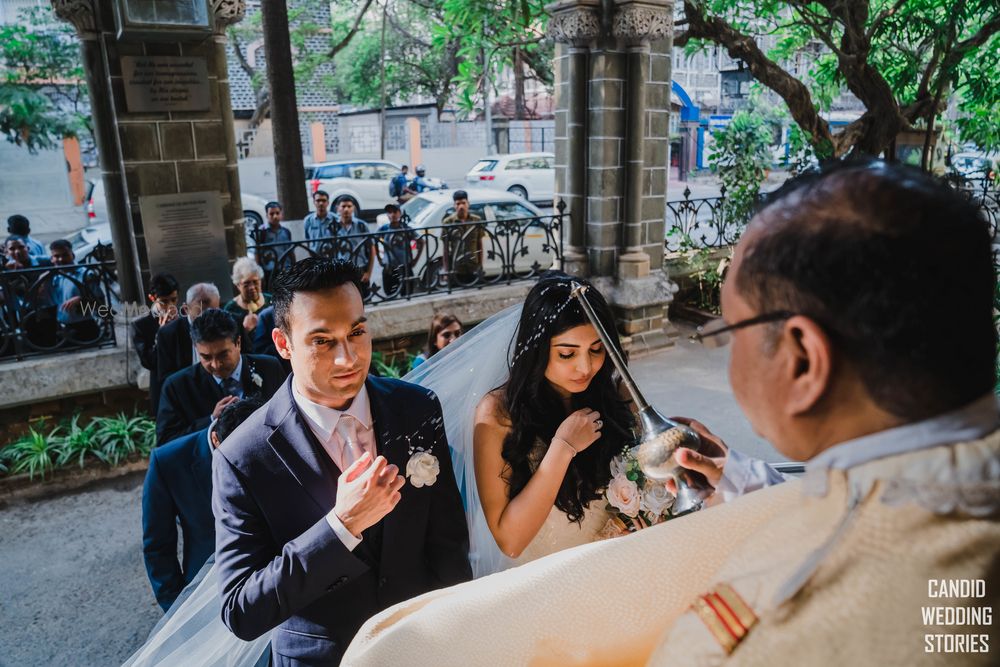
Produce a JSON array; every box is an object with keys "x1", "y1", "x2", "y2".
[
  {"x1": 251, "y1": 206, "x2": 564, "y2": 304},
  {"x1": 0, "y1": 260, "x2": 118, "y2": 361},
  {"x1": 665, "y1": 177, "x2": 1000, "y2": 253}
]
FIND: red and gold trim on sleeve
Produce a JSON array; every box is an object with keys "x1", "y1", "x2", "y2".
[{"x1": 690, "y1": 583, "x2": 759, "y2": 654}]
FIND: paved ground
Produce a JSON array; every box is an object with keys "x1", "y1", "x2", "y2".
[
  {"x1": 0, "y1": 476, "x2": 160, "y2": 667},
  {"x1": 0, "y1": 333, "x2": 776, "y2": 667}
]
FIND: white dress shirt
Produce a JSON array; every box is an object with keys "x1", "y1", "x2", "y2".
[
  {"x1": 718, "y1": 392, "x2": 1000, "y2": 501},
  {"x1": 291, "y1": 382, "x2": 377, "y2": 551}
]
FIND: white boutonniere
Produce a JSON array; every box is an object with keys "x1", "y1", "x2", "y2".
[
  {"x1": 406, "y1": 450, "x2": 440, "y2": 488},
  {"x1": 251, "y1": 372, "x2": 263, "y2": 388}
]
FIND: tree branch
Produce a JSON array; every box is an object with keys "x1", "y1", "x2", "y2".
[
  {"x1": 866, "y1": 0, "x2": 909, "y2": 40},
  {"x1": 680, "y1": 1, "x2": 835, "y2": 151},
  {"x1": 327, "y1": 0, "x2": 377, "y2": 58},
  {"x1": 230, "y1": 32, "x2": 258, "y2": 84}
]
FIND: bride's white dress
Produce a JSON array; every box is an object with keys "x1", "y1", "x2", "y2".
[
  {"x1": 125, "y1": 304, "x2": 609, "y2": 666},
  {"x1": 511, "y1": 440, "x2": 611, "y2": 567}
]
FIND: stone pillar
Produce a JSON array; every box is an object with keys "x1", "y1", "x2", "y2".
[
  {"x1": 52, "y1": 0, "x2": 247, "y2": 301},
  {"x1": 549, "y1": 0, "x2": 676, "y2": 352}
]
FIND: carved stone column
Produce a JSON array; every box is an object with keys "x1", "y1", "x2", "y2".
[
  {"x1": 214, "y1": 0, "x2": 248, "y2": 256},
  {"x1": 548, "y1": 0, "x2": 676, "y2": 353},
  {"x1": 53, "y1": 0, "x2": 248, "y2": 301},
  {"x1": 52, "y1": 0, "x2": 144, "y2": 304},
  {"x1": 548, "y1": 0, "x2": 601, "y2": 277}
]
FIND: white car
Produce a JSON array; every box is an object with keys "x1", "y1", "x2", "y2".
[
  {"x1": 397, "y1": 188, "x2": 556, "y2": 284},
  {"x1": 465, "y1": 152, "x2": 554, "y2": 203},
  {"x1": 305, "y1": 160, "x2": 405, "y2": 217}
]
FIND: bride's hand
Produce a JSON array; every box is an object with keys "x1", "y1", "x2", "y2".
[{"x1": 553, "y1": 408, "x2": 603, "y2": 455}]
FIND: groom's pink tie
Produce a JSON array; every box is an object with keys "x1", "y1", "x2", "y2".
[{"x1": 334, "y1": 414, "x2": 365, "y2": 471}]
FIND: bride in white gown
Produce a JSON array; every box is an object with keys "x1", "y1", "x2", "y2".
[{"x1": 125, "y1": 272, "x2": 635, "y2": 665}]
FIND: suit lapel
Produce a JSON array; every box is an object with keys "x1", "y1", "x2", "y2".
[
  {"x1": 265, "y1": 379, "x2": 338, "y2": 515},
  {"x1": 366, "y1": 377, "x2": 411, "y2": 569}
]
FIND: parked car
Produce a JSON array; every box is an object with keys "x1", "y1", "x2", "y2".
[
  {"x1": 395, "y1": 188, "x2": 555, "y2": 283},
  {"x1": 75, "y1": 182, "x2": 272, "y2": 262},
  {"x1": 464, "y1": 152, "x2": 554, "y2": 203},
  {"x1": 304, "y1": 160, "x2": 405, "y2": 218}
]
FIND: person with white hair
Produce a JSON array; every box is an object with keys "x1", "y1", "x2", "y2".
[
  {"x1": 152, "y1": 282, "x2": 221, "y2": 415},
  {"x1": 223, "y1": 257, "x2": 270, "y2": 334}
]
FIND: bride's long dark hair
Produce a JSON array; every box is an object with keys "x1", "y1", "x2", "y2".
[{"x1": 500, "y1": 272, "x2": 635, "y2": 522}]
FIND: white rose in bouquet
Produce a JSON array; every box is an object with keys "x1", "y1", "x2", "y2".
[
  {"x1": 640, "y1": 482, "x2": 674, "y2": 521},
  {"x1": 607, "y1": 473, "x2": 641, "y2": 518}
]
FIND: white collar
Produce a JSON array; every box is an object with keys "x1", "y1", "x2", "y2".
[
  {"x1": 291, "y1": 381, "x2": 371, "y2": 443},
  {"x1": 806, "y1": 392, "x2": 1000, "y2": 474}
]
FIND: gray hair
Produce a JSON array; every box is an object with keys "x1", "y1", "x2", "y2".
[
  {"x1": 231, "y1": 257, "x2": 264, "y2": 284},
  {"x1": 186, "y1": 282, "x2": 220, "y2": 304}
]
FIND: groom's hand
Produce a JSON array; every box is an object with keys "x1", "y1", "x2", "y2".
[
  {"x1": 664, "y1": 417, "x2": 729, "y2": 495},
  {"x1": 334, "y1": 453, "x2": 406, "y2": 537}
]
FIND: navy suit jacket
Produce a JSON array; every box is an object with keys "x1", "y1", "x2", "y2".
[
  {"x1": 156, "y1": 353, "x2": 287, "y2": 445},
  {"x1": 142, "y1": 427, "x2": 215, "y2": 611},
  {"x1": 212, "y1": 375, "x2": 472, "y2": 665},
  {"x1": 154, "y1": 316, "x2": 193, "y2": 409}
]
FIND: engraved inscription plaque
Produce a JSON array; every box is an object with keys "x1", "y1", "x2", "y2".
[
  {"x1": 122, "y1": 56, "x2": 210, "y2": 112},
  {"x1": 140, "y1": 191, "x2": 231, "y2": 295}
]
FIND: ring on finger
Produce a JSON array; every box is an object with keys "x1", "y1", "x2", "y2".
[{"x1": 594, "y1": 419, "x2": 603, "y2": 428}]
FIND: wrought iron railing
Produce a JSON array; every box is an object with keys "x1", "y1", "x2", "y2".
[
  {"x1": 665, "y1": 177, "x2": 1000, "y2": 252},
  {"x1": 665, "y1": 185, "x2": 745, "y2": 252},
  {"x1": 250, "y1": 207, "x2": 564, "y2": 304},
  {"x1": 0, "y1": 260, "x2": 118, "y2": 361}
]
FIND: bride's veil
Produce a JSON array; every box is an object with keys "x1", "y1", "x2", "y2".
[
  {"x1": 123, "y1": 303, "x2": 522, "y2": 665},
  {"x1": 403, "y1": 303, "x2": 522, "y2": 578}
]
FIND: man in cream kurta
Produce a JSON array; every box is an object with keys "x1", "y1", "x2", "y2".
[{"x1": 342, "y1": 160, "x2": 1000, "y2": 666}]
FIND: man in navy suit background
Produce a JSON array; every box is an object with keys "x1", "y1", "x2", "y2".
[
  {"x1": 142, "y1": 398, "x2": 264, "y2": 611},
  {"x1": 157, "y1": 308, "x2": 286, "y2": 444},
  {"x1": 212, "y1": 259, "x2": 471, "y2": 665},
  {"x1": 154, "y1": 282, "x2": 220, "y2": 410}
]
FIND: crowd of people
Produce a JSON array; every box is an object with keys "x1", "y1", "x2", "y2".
[
  {"x1": 121, "y1": 160, "x2": 998, "y2": 667},
  {"x1": 0, "y1": 215, "x2": 105, "y2": 352},
  {"x1": 252, "y1": 188, "x2": 488, "y2": 298},
  {"x1": 131, "y1": 252, "x2": 466, "y2": 615}
]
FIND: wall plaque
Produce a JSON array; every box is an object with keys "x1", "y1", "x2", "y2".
[
  {"x1": 140, "y1": 191, "x2": 231, "y2": 296},
  {"x1": 122, "y1": 56, "x2": 210, "y2": 112}
]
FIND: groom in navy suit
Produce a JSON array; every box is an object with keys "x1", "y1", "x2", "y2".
[{"x1": 212, "y1": 259, "x2": 471, "y2": 665}]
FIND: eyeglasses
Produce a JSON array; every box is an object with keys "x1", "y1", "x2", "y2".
[{"x1": 690, "y1": 311, "x2": 796, "y2": 347}]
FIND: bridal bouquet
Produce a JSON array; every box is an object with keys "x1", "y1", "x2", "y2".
[{"x1": 600, "y1": 446, "x2": 675, "y2": 537}]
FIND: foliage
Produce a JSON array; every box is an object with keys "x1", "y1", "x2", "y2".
[
  {"x1": 708, "y1": 111, "x2": 772, "y2": 225},
  {"x1": 371, "y1": 351, "x2": 412, "y2": 379},
  {"x1": 93, "y1": 413, "x2": 156, "y2": 466},
  {"x1": 667, "y1": 229, "x2": 732, "y2": 315},
  {"x1": 6, "y1": 424, "x2": 63, "y2": 480},
  {"x1": 785, "y1": 122, "x2": 819, "y2": 176},
  {"x1": 0, "y1": 6, "x2": 90, "y2": 153},
  {"x1": 55, "y1": 414, "x2": 103, "y2": 468},
  {"x1": 678, "y1": 0, "x2": 1000, "y2": 156},
  {"x1": 0, "y1": 412, "x2": 156, "y2": 480}
]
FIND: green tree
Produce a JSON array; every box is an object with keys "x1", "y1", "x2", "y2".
[
  {"x1": 677, "y1": 0, "x2": 1000, "y2": 158},
  {"x1": 708, "y1": 111, "x2": 773, "y2": 225},
  {"x1": 0, "y1": 6, "x2": 90, "y2": 153}
]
